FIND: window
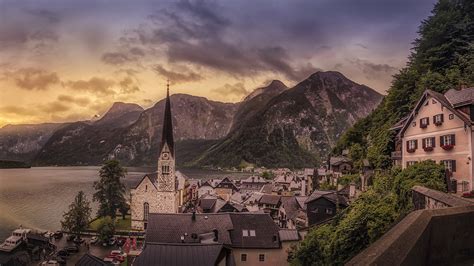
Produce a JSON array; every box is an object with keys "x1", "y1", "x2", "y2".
[
  {"x1": 433, "y1": 114, "x2": 444, "y2": 125},
  {"x1": 259, "y1": 254, "x2": 265, "y2": 262},
  {"x1": 325, "y1": 208, "x2": 333, "y2": 214},
  {"x1": 412, "y1": 122, "x2": 416, "y2": 127},
  {"x1": 145, "y1": 185, "x2": 148, "y2": 192},
  {"x1": 162, "y1": 165, "x2": 170, "y2": 174},
  {"x1": 143, "y1": 202, "x2": 149, "y2": 221},
  {"x1": 249, "y1": 230, "x2": 256, "y2": 237},
  {"x1": 449, "y1": 114, "x2": 454, "y2": 120},
  {"x1": 242, "y1": 230, "x2": 249, "y2": 237},
  {"x1": 432, "y1": 99, "x2": 437, "y2": 104},
  {"x1": 440, "y1": 134, "x2": 456, "y2": 150},
  {"x1": 241, "y1": 254, "x2": 247, "y2": 262},
  {"x1": 313, "y1": 208, "x2": 319, "y2": 213},
  {"x1": 422, "y1": 137, "x2": 435, "y2": 151},
  {"x1": 441, "y1": 160, "x2": 456, "y2": 172},
  {"x1": 406, "y1": 140, "x2": 418, "y2": 152},
  {"x1": 420, "y1": 117, "x2": 429, "y2": 128},
  {"x1": 406, "y1": 161, "x2": 417, "y2": 167}
]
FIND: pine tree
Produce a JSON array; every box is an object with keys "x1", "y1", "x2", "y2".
[
  {"x1": 93, "y1": 160, "x2": 128, "y2": 219},
  {"x1": 61, "y1": 191, "x2": 92, "y2": 236}
]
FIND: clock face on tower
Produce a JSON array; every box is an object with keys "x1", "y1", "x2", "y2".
[{"x1": 162, "y1": 152, "x2": 169, "y2": 160}]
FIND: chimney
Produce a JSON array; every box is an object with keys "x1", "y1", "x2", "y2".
[
  {"x1": 213, "y1": 229, "x2": 219, "y2": 242},
  {"x1": 192, "y1": 211, "x2": 196, "y2": 221}
]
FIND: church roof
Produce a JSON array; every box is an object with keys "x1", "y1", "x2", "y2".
[{"x1": 160, "y1": 84, "x2": 175, "y2": 156}]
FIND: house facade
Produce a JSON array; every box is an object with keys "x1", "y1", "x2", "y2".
[{"x1": 393, "y1": 88, "x2": 474, "y2": 193}]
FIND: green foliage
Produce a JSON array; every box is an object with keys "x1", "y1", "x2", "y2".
[
  {"x1": 0, "y1": 160, "x2": 30, "y2": 169},
  {"x1": 97, "y1": 216, "x2": 115, "y2": 242},
  {"x1": 93, "y1": 160, "x2": 128, "y2": 219},
  {"x1": 338, "y1": 174, "x2": 360, "y2": 187},
  {"x1": 334, "y1": 0, "x2": 474, "y2": 168},
  {"x1": 61, "y1": 191, "x2": 92, "y2": 236},
  {"x1": 292, "y1": 161, "x2": 447, "y2": 265},
  {"x1": 319, "y1": 181, "x2": 337, "y2": 191}
]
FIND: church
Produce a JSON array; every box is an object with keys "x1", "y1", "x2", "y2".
[{"x1": 130, "y1": 83, "x2": 188, "y2": 230}]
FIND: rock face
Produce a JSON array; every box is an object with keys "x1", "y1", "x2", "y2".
[
  {"x1": 192, "y1": 71, "x2": 383, "y2": 168},
  {"x1": 34, "y1": 94, "x2": 238, "y2": 166},
  {"x1": 0, "y1": 123, "x2": 66, "y2": 161}
]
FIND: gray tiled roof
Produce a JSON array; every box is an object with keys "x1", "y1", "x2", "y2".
[
  {"x1": 445, "y1": 87, "x2": 474, "y2": 107},
  {"x1": 75, "y1": 253, "x2": 106, "y2": 266},
  {"x1": 259, "y1": 194, "x2": 281, "y2": 205},
  {"x1": 134, "y1": 243, "x2": 229, "y2": 266},
  {"x1": 278, "y1": 229, "x2": 300, "y2": 242},
  {"x1": 305, "y1": 190, "x2": 335, "y2": 203},
  {"x1": 145, "y1": 213, "x2": 280, "y2": 249}
]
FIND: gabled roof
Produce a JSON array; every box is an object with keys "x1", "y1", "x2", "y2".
[
  {"x1": 215, "y1": 177, "x2": 238, "y2": 190},
  {"x1": 133, "y1": 243, "x2": 230, "y2": 266},
  {"x1": 305, "y1": 190, "x2": 335, "y2": 203},
  {"x1": 330, "y1": 156, "x2": 352, "y2": 166},
  {"x1": 278, "y1": 229, "x2": 300, "y2": 242},
  {"x1": 200, "y1": 180, "x2": 213, "y2": 188},
  {"x1": 398, "y1": 89, "x2": 472, "y2": 137},
  {"x1": 132, "y1": 172, "x2": 158, "y2": 189},
  {"x1": 76, "y1": 253, "x2": 107, "y2": 266},
  {"x1": 445, "y1": 87, "x2": 474, "y2": 107},
  {"x1": 259, "y1": 194, "x2": 281, "y2": 206},
  {"x1": 260, "y1": 184, "x2": 274, "y2": 194},
  {"x1": 145, "y1": 213, "x2": 280, "y2": 249}
]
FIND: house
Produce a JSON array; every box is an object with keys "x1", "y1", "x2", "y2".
[
  {"x1": 240, "y1": 176, "x2": 268, "y2": 194},
  {"x1": 196, "y1": 195, "x2": 248, "y2": 213},
  {"x1": 76, "y1": 253, "x2": 107, "y2": 266},
  {"x1": 303, "y1": 168, "x2": 315, "y2": 196},
  {"x1": 258, "y1": 194, "x2": 282, "y2": 219},
  {"x1": 392, "y1": 88, "x2": 474, "y2": 193},
  {"x1": 278, "y1": 196, "x2": 308, "y2": 229},
  {"x1": 215, "y1": 177, "x2": 239, "y2": 201},
  {"x1": 133, "y1": 243, "x2": 234, "y2": 266},
  {"x1": 305, "y1": 190, "x2": 348, "y2": 226},
  {"x1": 328, "y1": 156, "x2": 353, "y2": 178},
  {"x1": 142, "y1": 213, "x2": 293, "y2": 265},
  {"x1": 198, "y1": 180, "x2": 215, "y2": 198}
]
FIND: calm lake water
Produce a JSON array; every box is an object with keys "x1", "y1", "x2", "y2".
[{"x1": 0, "y1": 166, "x2": 252, "y2": 240}]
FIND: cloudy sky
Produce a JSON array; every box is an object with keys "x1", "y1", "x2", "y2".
[{"x1": 0, "y1": 0, "x2": 437, "y2": 126}]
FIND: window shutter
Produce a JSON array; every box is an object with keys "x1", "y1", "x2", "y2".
[
  {"x1": 451, "y1": 134, "x2": 456, "y2": 145},
  {"x1": 440, "y1": 114, "x2": 444, "y2": 122},
  {"x1": 440, "y1": 136, "x2": 445, "y2": 146},
  {"x1": 414, "y1": 140, "x2": 418, "y2": 149},
  {"x1": 432, "y1": 116, "x2": 435, "y2": 124},
  {"x1": 422, "y1": 138, "x2": 426, "y2": 148},
  {"x1": 431, "y1": 137, "x2": 436, "y2": 147},
  {"x1": 406, "y1": 141, "x2": 410, "y2": 151},
  {"x1": 427, "y1": 118, "x2": 430, "y2": 125},
  {"x1": 452, "y1": 160, "x2": 456, "y2": 172}
]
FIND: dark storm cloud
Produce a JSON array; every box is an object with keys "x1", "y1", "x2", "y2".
[
  {"x1": 351, "y1": 58, "x2": 398, "y2": 80},
  {"x1": 101, "y1": 52, "x2": 132, "y2": 65},
  {"x1": 153, "y1": 64, "x2": 203, "y2": 83}
]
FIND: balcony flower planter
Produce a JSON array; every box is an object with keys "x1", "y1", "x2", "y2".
[
  {"x1": 434, "y1": 121, "x2": 443, "y2": 126},
  {"x1": 423, "y1": 147, "x2": 434, "y2": 152},
  {"x1": 441, "y1": 144, "x2": 454, "y2": 150},
  {"x1": 462, "y1": 191, "x2": 474, "y2": 198},
  {"x1": 407, "y1": 148, "x2": 416, "y2": 153},
  {"x1": 420, "y1": 124, "x2": 428, "y2": 128}
]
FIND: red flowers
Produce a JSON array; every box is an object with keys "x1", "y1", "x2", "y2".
[{"x1": 441, "y1": 144, "x2": 454, "y2": 150}]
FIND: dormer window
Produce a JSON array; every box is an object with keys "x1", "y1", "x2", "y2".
[
  {"x1": 406, "y1": 140, "x2": 418, "y2": 153},
  {"x1": 422, "y1": 137, "x2": 435, "y2": 152},
  {"x1": 433, "y1": 114, "x2": 444, "y2": 126},
  {"x1": 440, "y1": 134, "x2": 455, "y2": 150},
  {"x1": 420, "y1": 117, "x2": 429, "y2": 128}
]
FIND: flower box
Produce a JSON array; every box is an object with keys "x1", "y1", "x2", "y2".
[
  {"x1": 423, "y1": 147, "x2": 434, "y2": 152},
  {"x1": 420, "y1": 123, "x2": 428, "y2": 128},
  {"x1": 441, "y1": 144, "x2": 454, "y2": 150},
  {"x1": 407, "y1": 148, "x2": 416, "y2": 153},
  {"x1": 462, "y1": 191, "x2": 474, "y2": 198},
  {"x1": 434, "y1": 121, "x2": 443, "y2": 126}
]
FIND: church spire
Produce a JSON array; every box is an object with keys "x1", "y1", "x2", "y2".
[{"x1": 160, "y1": 79, "x2": 174, "y2": 156}]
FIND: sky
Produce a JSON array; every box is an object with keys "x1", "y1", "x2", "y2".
[{"x1": 0, "y1": 0, "x2": 437, "y2": 127}]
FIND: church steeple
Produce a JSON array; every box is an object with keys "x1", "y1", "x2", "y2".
[{"x1": 160, "y1": 80, "x2": 174, "y2": 157}]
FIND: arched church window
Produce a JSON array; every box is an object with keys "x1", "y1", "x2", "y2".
[{"x1": 144, "y1": 202, "x2": 149, "y2": 221}]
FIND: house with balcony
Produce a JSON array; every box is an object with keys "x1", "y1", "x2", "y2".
[{"x1": 391, "y1": 87, "x2": 474, "y2": 193}]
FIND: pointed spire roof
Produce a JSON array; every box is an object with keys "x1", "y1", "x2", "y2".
[{"x1": 160, "y1": 80, "x2": 174, "y2": 156}]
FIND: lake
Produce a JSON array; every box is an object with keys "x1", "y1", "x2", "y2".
[{"x1": 0, "y1": 166, "x2": 252, "y2": 240}]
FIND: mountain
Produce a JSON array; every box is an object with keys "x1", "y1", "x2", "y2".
[
  {"x1": 94, "y1": 102, "x2": 144, "y2": 127},
  {"x1": 230, "y1": 80, "x2": 287, "y2": 131},
  {"x1": 192, "y1": 71, "x2": 383, "y2": 168},
  {"x1": 333, "y1": 0, "x2": 474, "y2": 168},
  {"x1": 0, "y1": 123, "x2": 66, "y2": 161},
  {"x1": 34, "y1": 95, "x2": 238, "y2": 166},
  {"x1": 106, "y1": 94, "x2": 238, "y2": 166}
]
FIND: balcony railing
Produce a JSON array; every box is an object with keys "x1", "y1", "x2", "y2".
[{"x1": 391, "y1": 151, "x2": 402, "y2": 159}]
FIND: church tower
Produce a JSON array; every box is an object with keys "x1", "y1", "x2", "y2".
[{"x1": 155, "y1": 80, "x2": 178, "y2": 213}]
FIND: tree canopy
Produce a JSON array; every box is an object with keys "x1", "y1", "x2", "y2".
[
  {"x1": 61, "y1": 191, "x2": 92, "y2": 236},
  {"x1": 93, "y1": 160, "x2": 128, "y2": 219}
]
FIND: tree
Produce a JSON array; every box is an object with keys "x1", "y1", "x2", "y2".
[
  {"x1": 93, "y1": 160, "x2": 127, "y2": 219},
  {"x1": 97, "y1": 216, "x2": 115, "y2": 242},
  {"x1": 261, "y1": 171, "x2": 275, "y2": 180},
  {"x1": 61, "y1": 191, "x2": 92, "y2": 237}
]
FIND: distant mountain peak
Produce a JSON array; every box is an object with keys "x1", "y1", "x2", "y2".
[
  {"x1": 94, "y1": 102, "x2": 144, "y2": 126},
  {"x1": 243, "y1": 80, "x2": 287, "y2": 101}
]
